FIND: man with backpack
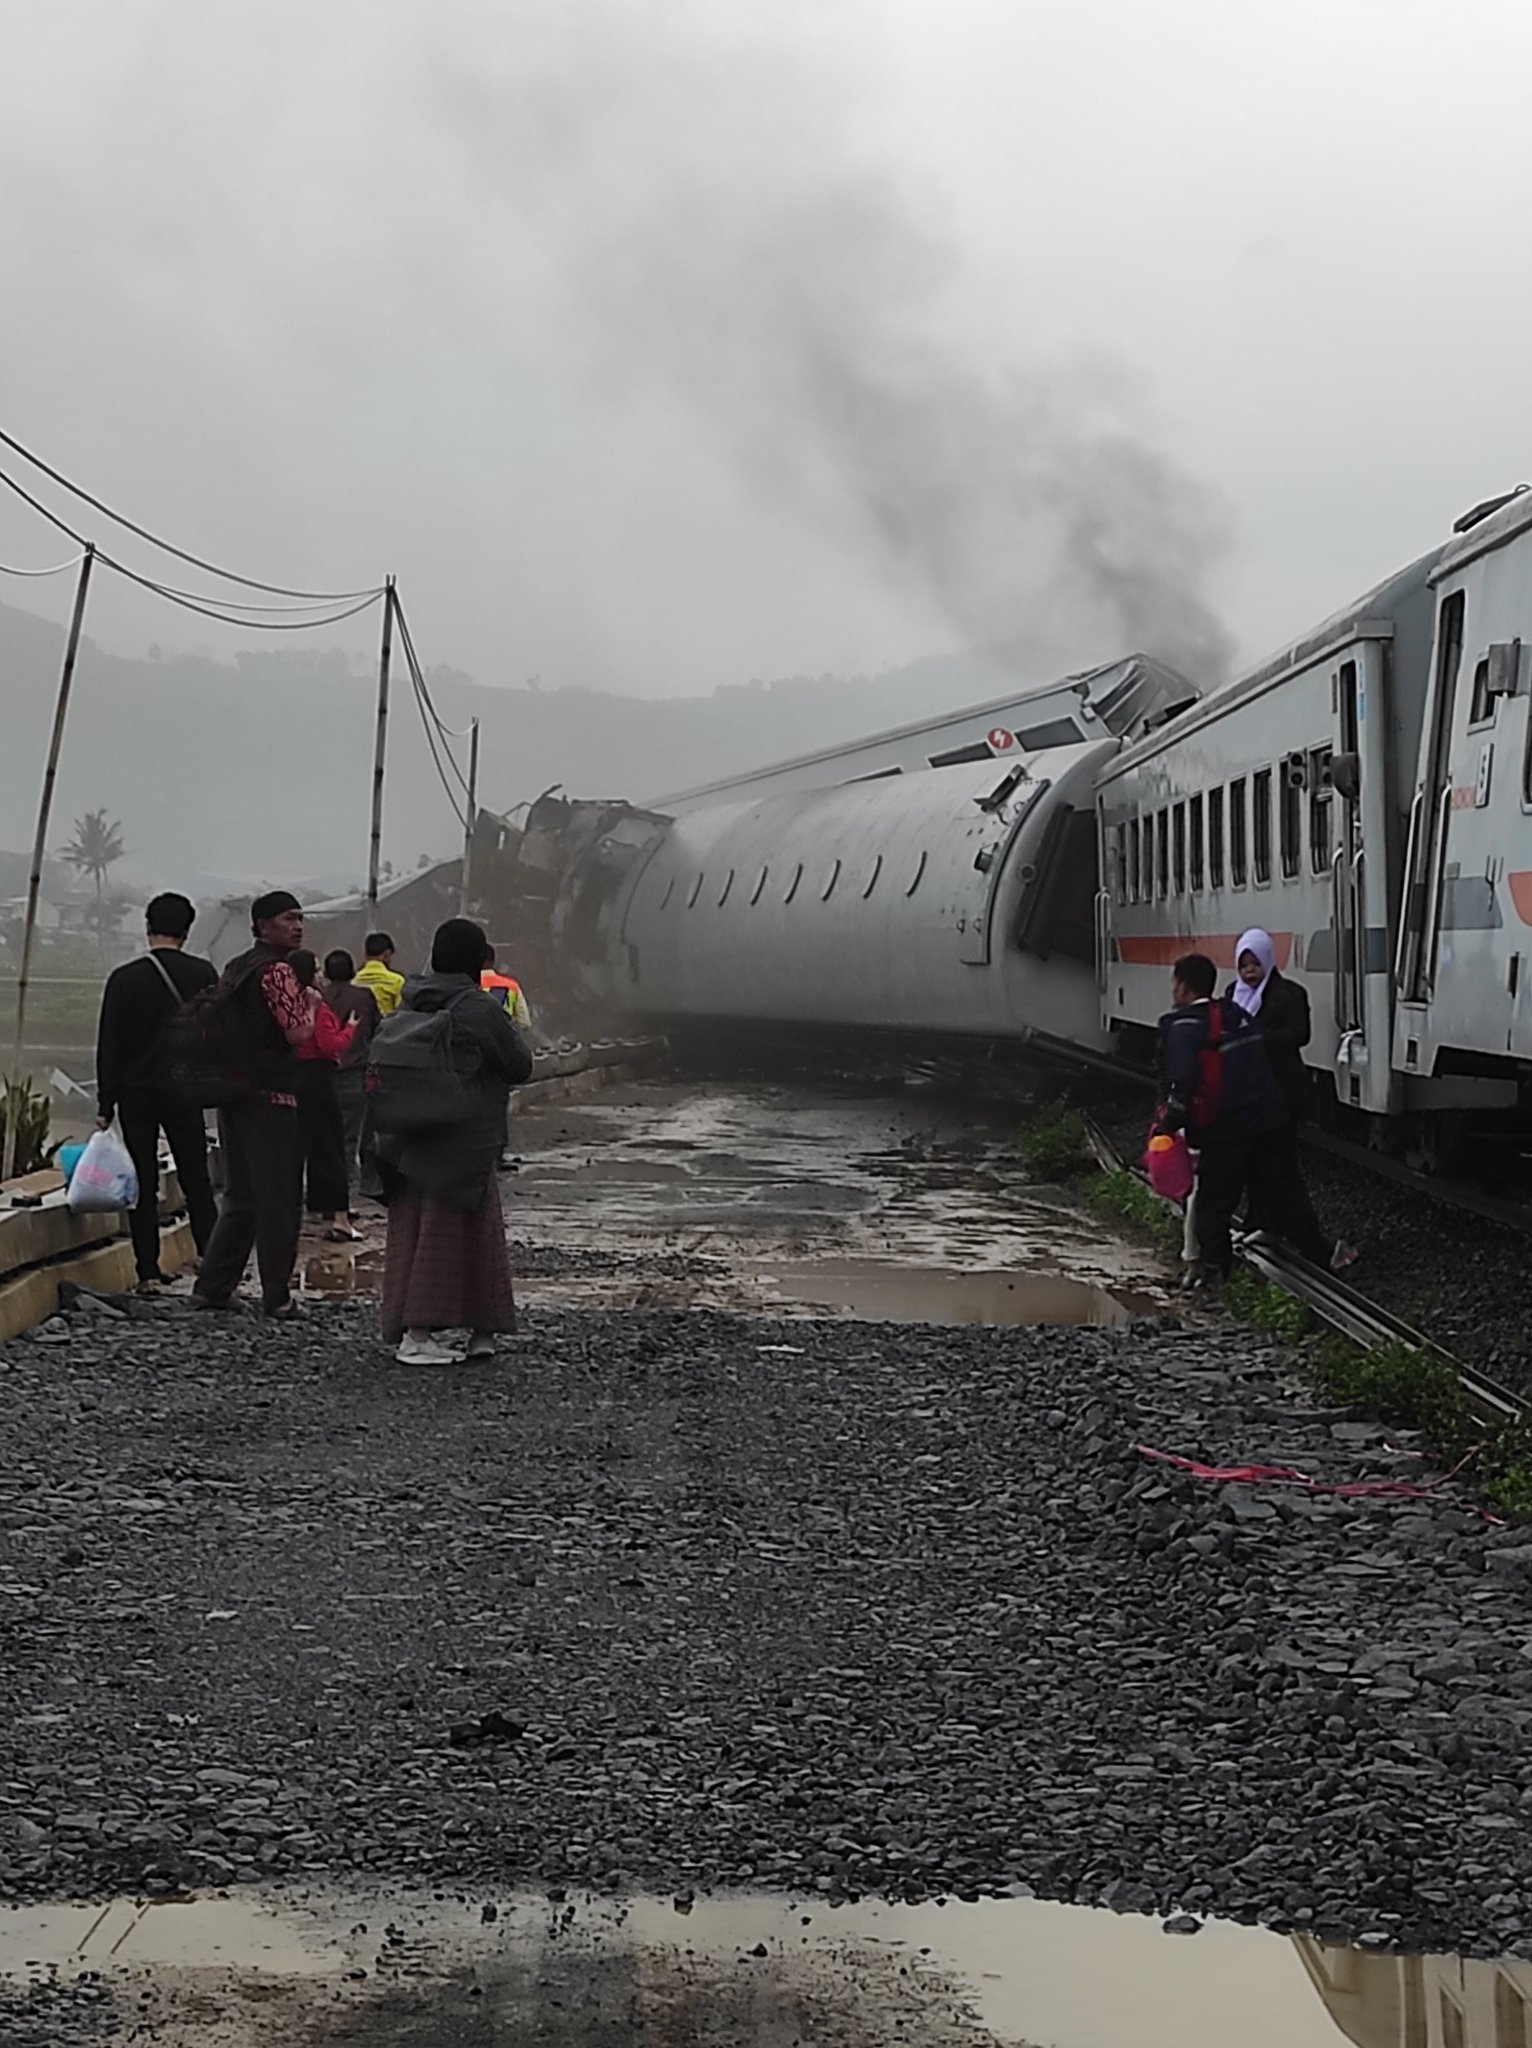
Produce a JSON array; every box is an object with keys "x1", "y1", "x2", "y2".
[
  {"x1": 1155, "y1": 952, "x2": 1289, "y2": 1290},
  {"x1": 189, "y1": 890, "x2": 315, "y2": 1319},
  {"x1": 94, "y1": 892, "x2": 218, "y2": 1293}
]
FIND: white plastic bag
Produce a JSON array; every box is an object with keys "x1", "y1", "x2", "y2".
[{"x1": 66, "y1": 1124, "x2": 139, "y2": 1213}]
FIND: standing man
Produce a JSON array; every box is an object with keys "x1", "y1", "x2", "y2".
[
  {"x1": 94, "y1": 891, "x2": 218, "y2": 1294},
  {"x1": 321, "y1": 949, "x2": 380, "y2": 1204},
  {"x1": 481, "y1": 946, "x2": 534, "y2": 1169},
  {"x1": 354, "y1": 932, "x2": 404, "y2": 1018},
  {"x1": 481, "y1": 947, "x2": 533, "y2": 1032},
  {"x1": 192, "y1": 891, "x2": 314, "y2": 1319},
  {"x1": 1156, "y1": 952, "x2": 1287, "y2": 1290}
]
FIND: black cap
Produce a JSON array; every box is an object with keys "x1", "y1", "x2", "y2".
[{"x1": 250, "y1": 889, "x2": 302, "y2": 931}]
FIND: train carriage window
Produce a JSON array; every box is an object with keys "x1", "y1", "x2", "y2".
[
  {"x1": 1123, "y1": 820, "x2": 1136, "y2": 903},
  {"x1": 1279, "y1": 760, "x2": 1302, "y2": 879},
  {"x1": 862, "y1": 854, "x2": 883, "y2": 900},
  {"x1": 1253, "y1": 768, "x2": 1273, "y2": 884},
  {"x1": 717, "y1": 868, "x2": 735, "y2": 907},
  {"x1": 687, "y1": 871, "x2": 705, "y2": 907},
  {"x1": 1155, "y1": 808, "x2": 1170, "y2": 898},
  {"x1": 749, "y1": 865, "x2": 769, "y2": 904},
  {"x1": 784, "y1": 862, "x2": 803, "y2": 904},
  {"x1": 1469, "y1": 656, "x2": 1494, "y2": 727},
  {"x1": 906, "y1": 850, "x2": 928, "y2": 896},
  {"x1": 1309, "y1": 746, "x2": 1333, "y2": 873},
  {"x1": 1229, "y1": 778, "x2": 1248, "y2": 886},
  {"x1": 1207, "y1": 788, "x2": 1225, "y2": 889},
  {"x1": 1172, "y1": 802, "x2": 1187, "y2": 894},
  {"x1": 821, "y1": 858, "x2": 842, "y2": 900},
  {"x1": 1189, "y1": 793, "x2": 1205, "y2": 892}
]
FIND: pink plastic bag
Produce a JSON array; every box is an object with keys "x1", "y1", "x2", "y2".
[{"x1": 1144, "y1": 1128, "x2": 1194, "y2": 1203}]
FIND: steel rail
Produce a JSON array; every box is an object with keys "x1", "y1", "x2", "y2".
[{"x1": 1078, "y1": 1115, "x2": 1525, "y2": 1432}]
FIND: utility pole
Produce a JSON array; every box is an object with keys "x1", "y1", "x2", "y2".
[
  {"x1": 366, "y1": 576, "x2": 395, "y2": 923},
  {"x1": 4, "y1": 543, "x2": 96, "y2": 1183},
  {"x1": 459, "y1": 717, "x2": 480, "y2": 918}
]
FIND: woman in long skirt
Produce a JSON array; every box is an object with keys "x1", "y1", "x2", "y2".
[{"x1": 373, "y1": 918, "x2": 534, "y2": 1366}]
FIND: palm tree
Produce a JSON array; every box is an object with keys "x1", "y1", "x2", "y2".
[{"x1": 61, "y1": 809, "x2": 127, "y2": 961}]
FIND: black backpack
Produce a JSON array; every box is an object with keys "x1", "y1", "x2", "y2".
[
  {"x1": 365, "y1": 992, "x2": 480, "y2": 1135},
  {"x1": 166, "y1": 958, "x2": 280, "y2": 1109}
]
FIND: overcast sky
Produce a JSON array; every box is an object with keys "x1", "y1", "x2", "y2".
[{"x1": 3, "y1": 0, "x2": 1531, "y2": 699}]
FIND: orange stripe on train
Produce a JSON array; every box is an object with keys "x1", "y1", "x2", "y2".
[
  {"x1": 1116, "y1": 933, "x2": 1295, "y2": 970},
  {"x1": 1508, "y1": 874, "x2": 1532, "y2": 926}
]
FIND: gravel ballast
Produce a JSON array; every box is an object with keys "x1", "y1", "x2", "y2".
[{"x1": 4, "y1": 1295, "x2": 1531, "y2": 1957}]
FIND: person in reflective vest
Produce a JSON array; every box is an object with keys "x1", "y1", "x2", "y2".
[
  {"x1": 480, "y1": 950, "x2": 532, "y2": 1032},
  {"x1": 480, "y1": 948, "x2": 532, "y2": 1168}
]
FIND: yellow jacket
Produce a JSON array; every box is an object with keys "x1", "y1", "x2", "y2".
[{"x1": 355, "y1": 958, "x2": 405, "y2": 1017}]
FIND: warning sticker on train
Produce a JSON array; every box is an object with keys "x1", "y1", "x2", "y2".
[{"x1": 987, "y1": 727, "x2": 1015, "y2": 751}]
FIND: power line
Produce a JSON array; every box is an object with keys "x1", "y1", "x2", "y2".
[
  {"x1": 393, "y1": 592, "x2": 474, "y2": 802},
  {"x1": 99, "y1": 553, "x2": 383, "y2": 630},
  {"x1": 0, "y1": 423, "x2": 381, "y2": 600},
  {"x1": 101, "y1": 554, "x2": 385, "y2": 632},
  {"x1": 0, "y1": 549, "x2": 87, "y2": 578}
]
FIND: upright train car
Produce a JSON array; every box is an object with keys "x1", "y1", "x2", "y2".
[
  {"x1": 1394, "y1": 489, "x2": 1532, "y2": 1123},
  {"x1": 1095, "y1": 552, "x2": 1442, "y2": 1125}
]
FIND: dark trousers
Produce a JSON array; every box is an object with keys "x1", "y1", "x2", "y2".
[
  {"x1": 1196, "y1": 1121, "x2": 1332, "y2": 1275},
  {"x1": 295, "y1": 1063, "x2": 349, "y2": 1217},
  {"x1": 335, "y1": 1067, "x2": 369, "y2": 1202},
  {"x1": 117, "y1": 1089, "x2": 217, "y2": 1283},
  {"x1": 195, "y1": 1097, "x2": 302, "y2": 1312}
]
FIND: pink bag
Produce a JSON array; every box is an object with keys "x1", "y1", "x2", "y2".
[{"x1": 1144, "y1": 1128, "x2": 1194, "y2": 1203}]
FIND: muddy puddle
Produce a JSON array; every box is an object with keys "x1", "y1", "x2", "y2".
[
  {"x1": 1, "y1": 1885, "x2": 1520, "y2": 2046},
  {"x1": 298, "y1": 1082, "x2": 1169, "y2": 1327},
  {"x1": 748, "y1": 1257, "x2": 1158, "y2": 1326}
]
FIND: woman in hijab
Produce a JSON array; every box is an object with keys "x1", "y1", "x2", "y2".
[
  {"x1": 373, "y1": 918, "x2": 534, "y2": 1366},
  {"x1": 1226, "y1": 928, "x2": 1357, "y2": 1273}
]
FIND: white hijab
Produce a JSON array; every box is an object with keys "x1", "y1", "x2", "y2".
[{"x1": 1233, "y1": 927, "x2": 1276, "y2": 1015}]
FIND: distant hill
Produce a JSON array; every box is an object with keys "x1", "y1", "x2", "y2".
[{"x1": 0, "y1": 599, "x2": 1102, "y2": 885}]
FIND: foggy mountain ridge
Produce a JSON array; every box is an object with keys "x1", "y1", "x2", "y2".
[{"x1": 0, "y1": 597, "x2": 1111, "y2": 886}]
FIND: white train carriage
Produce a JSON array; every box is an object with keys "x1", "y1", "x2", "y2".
[
  {"x1": 607, "y1": 738, "x2": 1115, "y2": 1050},
  {"x1": 1095, "y1": 550, "x2": 1446, "y2": 1124},
  {"x1": 1394, "y1": 487, "x2": 1532, "y2": 1107}
]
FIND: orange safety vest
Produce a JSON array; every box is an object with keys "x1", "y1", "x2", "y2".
[{"x1": 481, "y1": 971, "x2": 525, "y2": 1016}]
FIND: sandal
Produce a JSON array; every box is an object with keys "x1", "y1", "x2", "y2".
[{"x1": 323, "y1": 1226, "x2": 359, "y2": 1243}]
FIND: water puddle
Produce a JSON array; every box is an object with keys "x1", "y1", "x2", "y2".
[
  {"x1": 0, "y1": 1886, "x2": 1522, "y2": 2046},
  {"x1": 749, "y1": 1257, "x2": 1159, "y2": 1327}
]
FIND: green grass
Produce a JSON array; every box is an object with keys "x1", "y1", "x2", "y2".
[
  {"x1": 1074, "y1": 1148, "x2": 1532, "y2": 1524},
  {"x1": 1020, "y1": 1104, "x2": 1090, "y2": 1182},
  {"x1": 1224, "y1": 1271, "x2": 1311, "y2": 1344},
  {"x1": 1086, "y1": 1167, "x2": 1183, "y2": 1258},
  {"x1": 1222, "y1": 1283, "x2": 1532, "y2": 1523}
]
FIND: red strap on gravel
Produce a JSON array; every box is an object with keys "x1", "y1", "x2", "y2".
[{"x1": 1134, "y1": 1444, "x2": 1498, "y2": 1517}]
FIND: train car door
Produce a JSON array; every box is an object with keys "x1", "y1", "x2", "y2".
[
  {"x1": 1398, "y1": 589, "x2": 1465, "y2": 1003},
  {"x1": 958, "y1": 772, "x2": 1045, "y2": 965},
  {"x1": 1330, "y1": 637, "x2": 1399, "y2": 1117}
]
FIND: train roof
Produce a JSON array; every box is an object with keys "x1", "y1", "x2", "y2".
[
  {"x1": 1432, "y1": 483, "x2": 1532, "y2": 582},
  {"x1": 660, "y1": 734, "x2": 1117, "y2": 842},
  {"x1": 1100, "y1": 545, "x2": 1444, "y2": 781},
  {"x1": 652, "y1": 653, "x2": 1194, "y2": 813}
]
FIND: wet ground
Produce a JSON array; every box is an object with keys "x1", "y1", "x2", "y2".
[
  {"x1": 11, "y1": 1074, "x2": 1532, "y2": 2044},
  {"x1": 3, "y1": 1881, "x2": 1514, "y2": 2046},
  {"x1": 302, "y1": 1078, "x2": 1166, "y2": 1325}
]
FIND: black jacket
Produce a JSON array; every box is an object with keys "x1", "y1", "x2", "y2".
[
  {"x1": 1221, "y1": 969, "x2": 1311, "y2": 1123},
  {"x1": 372, "y1": 972, "x2": 533, "y2": 1211},
  {"x1": 1157, "y1": 996, "x2": 1287, "y2": 1145},
  {"x1": 96, "y1": 948, "x2": 217, "y2": 1118}
]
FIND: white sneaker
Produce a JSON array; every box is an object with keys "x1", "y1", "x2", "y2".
[{"x1": 396, "y1": 1333, "x2": 460, "y2": 1367}]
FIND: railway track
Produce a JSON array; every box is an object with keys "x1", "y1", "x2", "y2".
[{"x1": 1080, "y1": 1115, "x2": 1526, "y2": 1433}]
